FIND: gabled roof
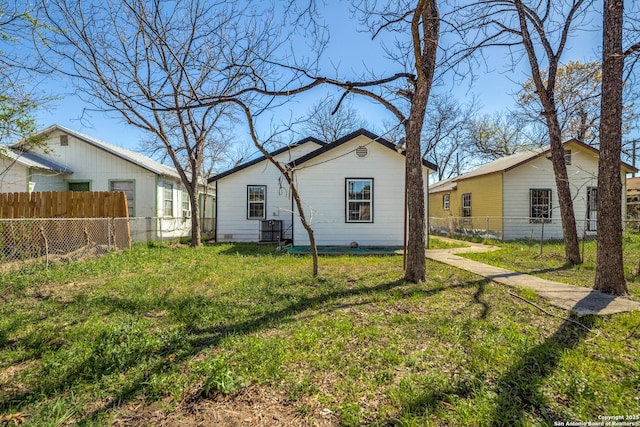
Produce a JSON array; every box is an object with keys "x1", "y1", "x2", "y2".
[
  {"x1": 429, "y1": 138, "x2": 637, "y2": 193},
  {"x1": 2, "y1": 148, "x2": 72, "y2": 173},
  {"x1": 12, "y1": 124, "x2": 182, "y2": 180},
  {"x1": 287, "y1": 128, "x2": 438, "y2": 171},
  {"x1": 208, "y1": 136, "x2": 326, "y2": 182},
  {"x1": 429, "y1": 177, "x2": 456, "y2": 193}
]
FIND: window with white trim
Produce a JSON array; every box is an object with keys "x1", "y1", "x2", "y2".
[
  {"x1": 182, "y1": 188, "x2": 191, "y2": 218},
  {"x1": 346, "y1": 179, "x2": 373, "y2": 222},
  {"x1": 110, "y1": 180, "x2": 135, "y2": 217},
  {"x1": 530, "y1": 189, "x2": 552, "y2": 223},
  {"x1": 587, "y1": 187, "x2": 597, "y2": 231},
  {"x1": 163, "y1": 182, "x2": 174, "y2": 217},
  {"x1": 461, "y1": 193, "x2": 471, "y2": 218},
  {"x1": 564, "y1": 149, "x2": 572, "y2": 165},
  {"x1": 247, "y1": 185, "x2": 266, "y2": 219},
  {"x1": 443, "y1": 194, "x2": 450, "y2": 211}
]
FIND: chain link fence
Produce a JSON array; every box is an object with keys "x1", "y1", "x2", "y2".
[
  {"x1": 0, "y1": 217, "x2": 215, "y2": 269},
  {"x1": 429, "y1": 216, "x2": 600, "y2": 242},
  {"x1": 0, "y1": 218, "x2": 131, "y2": 268},
  {"x1": 128, "y1": 217, "x2": 214, "y2": 242}
]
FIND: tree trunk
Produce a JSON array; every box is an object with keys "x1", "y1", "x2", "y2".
[
  {"x1": 403, "y1": 0, "x2": 439, "y2": 283},
  {"x1": 288, "y1": 170, "x2": 318, "y2": 276},
  {"x1": 404, "y1": 87, "x2": 428, "y2": 283},
  {"x1": 190, "y1": 191, "x2": 201, "y2": 248},
  {"x1": 546, "y1": 115, "x2": 582, "y2": 265},
  {"x1": 594, "y1": 0, "x2": 627, "y2": 295},
  {"x1": 188, "y1": 167, "x2": 202, "y2": 248}
]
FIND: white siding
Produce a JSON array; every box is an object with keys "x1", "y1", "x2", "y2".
[
  {"x1": 0, "y1": 158, "x2": 29, "y2": 192},
  {"x1": 0, "y1": 157, "x2": 67, "y2": 193},
  {"x1": 292, "y1": 135, "x2": 430, "y2": 247},
  {"x1": 503, "y1": 145, "x2": 599, "y2": 240},
  {"x1": 28, "y1": 169, "x2": 67, "y2": 192},
  {"x1": 28, "y1": 129, "x2": 160, "y2": 218},
  {"x1": 215, "y1": 142, "x2": 323, "y2": 242}
]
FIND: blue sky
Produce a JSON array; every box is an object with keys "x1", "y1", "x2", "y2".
[{"x1": 33, "y1": 2, "x2": 606, "y2": 157}]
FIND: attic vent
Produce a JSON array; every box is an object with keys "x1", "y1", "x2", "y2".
[
  {"x1": 60, "y1": 135, "x2": 69, "y2": 146},
  {"x1": 355, "y1": 146, "x2": 368, "y2": 158}
]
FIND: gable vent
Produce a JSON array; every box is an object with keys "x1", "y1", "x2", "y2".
[
  {"x1": 355, "y1": 146, "x2": 368, "y2": 158},
  {"x1": 60, "y1": 134, "x2": 69, "y2": 146}
]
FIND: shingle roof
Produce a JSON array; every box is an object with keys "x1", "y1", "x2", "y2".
[
  {"x1": 12, "y1": 124, "x2": 182, "y2": 180},
  {"x1": 208, "y1": 137, "x2": 326, "y2": 182},
  {"x1": 287, "y1": 128, "x2": 439, "y2": 171}
]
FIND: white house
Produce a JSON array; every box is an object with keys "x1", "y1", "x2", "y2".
[
  {"x1": 210, "y1": 129, "x2": 437, "y2": 247},
  {"x1": 0, "y1": 148, "x2": 71, "y2": 193},
  {"x1": 210, "y1": 136, "x2": 326, "y2": 242},
  {"x1": 3, "y1": 125, "x2": 214, "y2": 240},
  {"x1": 428, "y1": 139, "x2": 637, "y2": 240}
]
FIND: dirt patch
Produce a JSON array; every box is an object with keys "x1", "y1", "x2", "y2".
[
  {"x1": 113, "y1": 385, "x2": 339, "y2": 427},
  {"x1": 0, "y1": 361, "x2": 36, "y2": 397}
]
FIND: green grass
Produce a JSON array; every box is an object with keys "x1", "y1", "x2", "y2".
[
  {"x1": 461, "y1": 232, "x2": 640, "y2": 298},
  {"x1": 1, "y1": 241, "x2": 639, "y2": 426},
  {"x1": 428, "y1": 237, "x2": 469, "y2": 250}
]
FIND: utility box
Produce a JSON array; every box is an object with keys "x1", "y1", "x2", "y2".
[{"x1": 260, "y1": 220, "x2": 283, "y2": 242}]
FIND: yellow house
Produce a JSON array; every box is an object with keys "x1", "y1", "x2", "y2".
[{"x1": 429, "y1": 139, "x2": 637, "y2": 240}]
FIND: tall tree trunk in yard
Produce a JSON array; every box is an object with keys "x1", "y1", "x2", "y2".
[
  {"x1": 512, "y1": 0, "x2": 583, "y2": 266},
  {"x1": 546, "y1": 115, "x2": 582, "y2": 266},
  {"x1": 595, "y1": 0, "x2": 627, "y2": 295},
  {"x1": 404, "y1": 0, "x2": 439, "y2": 283}
]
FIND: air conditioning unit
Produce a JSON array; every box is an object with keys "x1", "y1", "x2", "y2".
[{"x1": 260, "y1": 220, "x2": 283, "y2": 242}]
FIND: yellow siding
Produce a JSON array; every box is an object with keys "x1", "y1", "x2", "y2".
[
  {"x1": 430, "y1": 173, "x2": 503, "y2": 233},
  {"x1": 429, "y1": 190, "x2": 452, "y2": 218}
]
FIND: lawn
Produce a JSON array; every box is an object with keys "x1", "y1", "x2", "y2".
[{"x1": 1, "y1": 242, "x2": 639, "y2": 426}]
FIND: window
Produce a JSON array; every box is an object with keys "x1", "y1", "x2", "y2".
[
  {"x1": 182, "y1": 188, "x2": 191, "y2": 218},
  {"x1": 564, "y1": 149, "x2": 572, "y2": 165},
  {"x1": 163, "y1": 182, "x2": 174, "y2": 217},
  {"x1": 247, "y1": 185, "x2": 266, "y2": 219},
  {"x1": 461, "y1": 193, "x2": 471, "y2": 218},
  {"x1": 346, "y1": 179, "x2": 373, "y2": 222},
  {"x1": 443, "y1": 194, "x2": 450, "y2": 211},
  {"x1": 110, "y1": 180, "x2": 135, "y2": 217},
  {"x1": 587, "y1": 187, "x2": 597, "y2": 231},
  {"x1": 530, "y1": 189, "x2": 552, "y2": 223},
  {"x1": 68, "y1": 181, "x2": 90, "y2": 191}
]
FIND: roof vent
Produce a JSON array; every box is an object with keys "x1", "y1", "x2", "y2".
[{"x1": 355, "y1": 146, "x2": 368, "y2": 158}]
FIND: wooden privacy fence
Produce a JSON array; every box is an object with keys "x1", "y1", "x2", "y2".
[
  {"x1": 0, "y1": 191, "x2": 128, "y2": 219},
  {"x1": 0, "y1": 192, "x2": 131, "y2": 266}
]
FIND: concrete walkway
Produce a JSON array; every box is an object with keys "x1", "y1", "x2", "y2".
[{"x1": 426, "y1": 238, "x2": 640, "y2": 316}]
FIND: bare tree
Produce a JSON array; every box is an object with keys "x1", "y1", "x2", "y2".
[
  {"x1": 467, "y1": 111, "x2": 545, "y2": 162},
  {"x1": 516, "y1": 60, "x2": 638, "y2": 147},
  {"x1": 297, "y1": 0, "x2": 441, "y2": 283},
  {"x1": 423, "y1": 94, "x2": 479, "y2": 180},
  {"x1": 452, "y1": 0, "x2": 594, "y2": 266},
  {"x1": 38, "y1": 0, "x2": 286, "y2": 248},
  {"x1": 594, "y1": 0, "x2": 626, "y2": 295},
  {"x1": 302, "y1": 97, "x2": 367, "y2": 143}
]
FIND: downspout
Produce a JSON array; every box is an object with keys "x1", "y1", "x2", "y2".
[
  {"x1": 214, "y1": 180, "x2": 218, "y2": 242},
  {"x1": 403, "y1": 159, "x2": 408, "y2": 269},
  {"x1": 290, "y1": 170, "x2": 295, "y2": 246},
  {"x1": 426, "y1": 170, "x2": 430, "y2": 250}
]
